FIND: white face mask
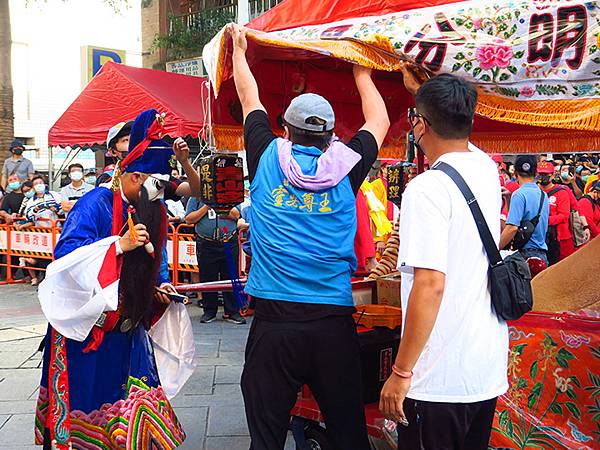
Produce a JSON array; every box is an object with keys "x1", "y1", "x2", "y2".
[
  {"x1": 34, "y1": 184, "x2": 46, "y2": 194},
  {"x1": 70, "y1": 171, "x2": 83, "y2": 182},
  {"x1": 142, "y1": 174, "x2": 169, "y2": 202}
]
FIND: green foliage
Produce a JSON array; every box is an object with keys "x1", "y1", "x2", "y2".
[{"x1": 153, "y1": 8, "x2": 235, "y2": 60}]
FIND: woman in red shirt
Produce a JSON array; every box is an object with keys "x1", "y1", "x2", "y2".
[{"x1": 578, "y1": 182, "x2": 600, "y2": 239}]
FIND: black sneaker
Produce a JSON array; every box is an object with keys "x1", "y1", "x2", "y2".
[
  {"x1": 223, "y1": 313, "x2": 247, "y2": 325},
  {"x1": 200, "y1": 313, "x2": 217, "y2": 323}
]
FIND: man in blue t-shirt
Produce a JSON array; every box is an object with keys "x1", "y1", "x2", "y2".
[
  {"x1": 230, "y1": 24, "x2": 394, "y2": 450},
  {"x1": 500, "y1": 155, "x2": 550, "y2": 264}
]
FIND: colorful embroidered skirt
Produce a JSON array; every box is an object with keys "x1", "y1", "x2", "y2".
[{"x1": 35, "y1": 325, "x2": 185, "y2": 449}]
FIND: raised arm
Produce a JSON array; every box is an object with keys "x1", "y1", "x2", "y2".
[
  {"x1": 354, "y1": 65, "x2": 390, "y2": 149},
  {"x1": 230, "y1": 24, "x2": 265, "y2": 121},
  {"x1": 173, "y1": 137, "x2": 200, "y2": 197}
]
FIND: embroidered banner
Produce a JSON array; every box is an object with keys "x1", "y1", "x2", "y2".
[{"x1": 204, "y1": 0, "x2": 600, "y2": 131}]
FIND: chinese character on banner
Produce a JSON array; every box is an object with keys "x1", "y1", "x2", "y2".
[
  {"x1": 24, "y1": 234, "x2": 30, "y2": 245},
  {"x1": 286, "y1": 195, "x2": 299, "y2": 208},
  {"x1": 41, "y1": 235, "x2": 48, "y2": 247},
  {"x1": 186, "y1": 243, "x2": 195, "y2": 257},
  {"x1": 32, "y1": 235, "x2": 39, "y2": 246},
  {"x1": 16, "y1": 233, "x2": 21, "y2": 243}
]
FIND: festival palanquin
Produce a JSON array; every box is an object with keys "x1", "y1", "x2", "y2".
[{"x1": 200, "y1": 0, "x2": 600, "y2": 448}]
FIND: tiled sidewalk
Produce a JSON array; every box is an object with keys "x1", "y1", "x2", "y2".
[{"x1": 0, "y1": 284, "x2": 295, "y2": 450}]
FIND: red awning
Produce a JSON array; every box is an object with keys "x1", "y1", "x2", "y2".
[
  {"x1": 247, "y1": 0, "x2": 465, "y2": 33},
  {"x1": 48, "y1": 62, "x2": 209, "y2": 148}
]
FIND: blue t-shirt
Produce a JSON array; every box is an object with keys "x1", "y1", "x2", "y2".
[{"x1": 506, "y1": 182, "x2": 549, "y2": 251}]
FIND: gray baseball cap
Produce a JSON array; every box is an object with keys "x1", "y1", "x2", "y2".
[{"x1": 283, "y1": 93, "x2": 335, "y2": 132}]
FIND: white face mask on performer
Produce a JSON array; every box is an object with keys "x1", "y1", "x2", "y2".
[{"x1": 142, "y1": 173, "x2": 169, "y2": 201}]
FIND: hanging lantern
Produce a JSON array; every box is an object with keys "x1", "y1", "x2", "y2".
[{"x1": 199, "y1": 154, "x2": 245, "y2": 213}]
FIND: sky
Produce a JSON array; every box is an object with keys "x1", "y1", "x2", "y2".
[{"x1": 10, "y1": 0, "x2": 142, "y2": 170}]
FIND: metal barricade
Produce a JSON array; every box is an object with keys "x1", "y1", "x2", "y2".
[{"x1": 0, "y1": 217, "x2": 62, "y2": 285}]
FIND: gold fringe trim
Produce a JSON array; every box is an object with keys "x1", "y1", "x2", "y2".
[
  {"x1": 476, "y1": 93, "x2": 600, "y2": 132},
  {"x1": 471, "y1": 131, "x2": 600, "y2": 154},
  {"x1": 110, "y1": 161, "x2": 122, "y2": 192},
  {"x1": 213, "y1": 124, "x2": 244, "y2": 151}
]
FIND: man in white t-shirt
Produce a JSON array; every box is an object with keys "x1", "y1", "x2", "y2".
[{"x1": 380, "y1": 73, "x2": 508, "y2": 450}]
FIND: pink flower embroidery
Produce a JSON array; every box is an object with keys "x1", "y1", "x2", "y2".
[
  {"x1": 520, "y1": 87, "x2": 535, "y2": 97},
  {"x1": 476, "y1": 44, "x2": 513, "y2": 70}
]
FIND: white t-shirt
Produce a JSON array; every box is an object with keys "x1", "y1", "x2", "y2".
[{"x1": 397, "y1": 146, "x2": 508, "y2": 403}]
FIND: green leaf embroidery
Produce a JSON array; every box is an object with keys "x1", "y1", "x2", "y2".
[
  {"x1": 528, "y1": 381, "x2": 543, "y2": 410},
  {"x1": 514, "y1": 50, "x2": 525, "y2": 59},
  {"x1": 513, "y1": 344, "x2": 528, "y2": 355},
  {"x1": 549, "y1": 402, "x2": 563, "y2": 415},
  {"x1": 566, "y1": 388, "x2": 577, "y2": 400},
  {"x1": 464, "y1": 61, "x2": 473, "y2": 71},
  {"x1": 499, "y1": 409, "x2": 509, "y2": 427},
  {"x1": 506, "y1": 418, "x2": 514, "y2": 437},
  {"x1": 499, "y1": 73, "x2": 511, "y2": 81},
  {"x1": 455, "y1": 52, "x2": 465, "y2": 60},
  {"x1": 530, "y1": 360, "x2": 539, "y2": 379},
  {"x1": 565, "y1": 401, "x2": 581, "y2": 420},
  {"x1": 473, "y1": 67, "x2": 482, "y2": 77},
  {"x1": 481, "y1": 74, "x2": 492, "y2": 82},
  {"x1": 590, "y1": 45, "x2": 598, "y2": 55},
  {"x1": 452, "y1": 62, "x2": 463, "y2": 72},
  {"x1": 593, "y1": 57, "x2": 600, "y2": 64},
  {"x1": 571, "y1": 375, "x2": 581, "y2": 388}
]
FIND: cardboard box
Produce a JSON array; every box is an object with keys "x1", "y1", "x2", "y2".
[{"x1": 376, "y1": 273, "x2": 402, "y2": 307}]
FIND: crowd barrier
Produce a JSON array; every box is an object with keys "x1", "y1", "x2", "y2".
[{"x1": 0, "y1": 219, "x2": 245, "y2": 286}]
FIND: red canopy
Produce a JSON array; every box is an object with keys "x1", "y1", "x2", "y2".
[
  {"x1": 49, "y1": 62, "x2": 209, "y2": 148},
  {"x1": 247, "y1": 0, "x2": 464, "y2": 32}
]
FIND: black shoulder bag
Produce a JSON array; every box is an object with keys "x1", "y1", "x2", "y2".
[
  {"x1": 512, "y1": 189, "x2": 545, "y2": 250},
  {"x1": 434, "y1": 162, "x2": 533, "y2": 321}
]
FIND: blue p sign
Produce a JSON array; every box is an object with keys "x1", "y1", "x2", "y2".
[{"x1": 90, "y1": 48, "x2": 124, "y2": 78}]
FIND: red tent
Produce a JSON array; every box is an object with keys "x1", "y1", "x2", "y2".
[
  {"x1": 48, "y1": 62, "x2": 209, "y2": 148},
  {"x1": 209, "y1": 0, "x2": 599, "y2": 156}
]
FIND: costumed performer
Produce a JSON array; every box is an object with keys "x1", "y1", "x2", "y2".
[{"x1": 34, "y1": 109, "x2": 195, "y2": 450}]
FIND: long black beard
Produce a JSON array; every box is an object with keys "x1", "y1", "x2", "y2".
[{"x1": 119, "y1": 186, "x2": 164, "y2": 327}]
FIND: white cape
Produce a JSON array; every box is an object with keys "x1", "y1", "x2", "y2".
[{"x1": 39, "y1": 235, "x2": 196, "y2": 399}]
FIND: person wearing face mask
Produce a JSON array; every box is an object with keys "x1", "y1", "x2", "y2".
[
  {"x1": 537, "y1": 161, "x2": 575, "y2": 264},
  {"x1": 1, "y1": 139, "x2": 35, "y2": 190},
  {"x1": 578, "y1": 180, "x2": 600, "y2": 239},
  {"x1": 60, "y1": 163, "x2": 95, "y2": 214},
  {"x1": 105, "y1": 121, "x2": 133, "y2": 166},
  {"x1": 575, "y1": 165, "x2": 592, "y2": 193},
  {"x1": 84, "y1": 168, "x2": 97, "y2": 186},
  {"x1": 380, "y1": 72, "x2": 508, "y2": 450},
  {"x1": 0, "y1": 174, "x2": 27, "y2": 223},
  {"x1": 558, "y1": 164, "x2": 584, "y2": 198}
]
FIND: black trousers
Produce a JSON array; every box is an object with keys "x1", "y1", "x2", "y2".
[
  {"x1": 196, "y1": 239, "x2": 239, "y2": 315},
  {"x1": 397, "y1": 397, "x2": 497, "y2": 450},
  {"x1": 241, "y1": 315, "x2": 370, "y2": 450}
]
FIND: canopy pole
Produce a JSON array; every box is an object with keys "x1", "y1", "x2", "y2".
[{"x1": 48, "y1": 146, "x2": 54, "y2": 189}]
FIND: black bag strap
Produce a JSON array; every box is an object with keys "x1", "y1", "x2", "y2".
[
  {"x1": 547, "y1": 186, "x2": 564, "y2": 197},
  {"x1": 434, "y1": 162, "x2": 503, "y2": 267},
  {"x1": 530, "y1": 190, "x2": 546, "y2": 227}
]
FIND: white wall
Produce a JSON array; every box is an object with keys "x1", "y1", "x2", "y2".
[{"x1": 10, "y1": 0, "x2": 142, "y2": 173}]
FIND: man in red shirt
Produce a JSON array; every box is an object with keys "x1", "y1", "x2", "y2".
[
  {"x1": 578, "y1": 181, "x2": 600, "y2": 239},
  {"x1": 538, "y1": 161, "x2": 574, "y2": 263}
]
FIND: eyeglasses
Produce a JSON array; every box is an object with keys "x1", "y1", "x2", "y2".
[{"x1": 408, "y1": 107, "x2": 431, "y2": 127}]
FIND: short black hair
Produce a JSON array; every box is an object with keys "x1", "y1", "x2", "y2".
[
  {"x1": 415, "y1": 74, "x2": 478, "y2": 139},
  {"x1": 515, "y1": 155, "x2": 537, "y2": 177},
  {"x1": 68, "y1": 163, "x2": 84, "y2": 173},
  {"x1": 287, "y1": 124, "x2": 333, "y2": 151},
  {"x1": 32, "y1": 174, "x2": 46, "y2": 184}
]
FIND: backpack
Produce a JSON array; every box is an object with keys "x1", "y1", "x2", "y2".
[
  {"x1": 547, "y1": 186, "x2": 586, "y2": 247},
  {"x1": 512, "y1": 190, "x2": 545, "y2": 250},
  {"x1": 434, "y1": 162, "x2": 532, "y2": 321}
]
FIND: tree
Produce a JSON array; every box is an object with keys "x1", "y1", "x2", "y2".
[{"x1": 0, "y1": 0, "x2": 14, "y2": 164}]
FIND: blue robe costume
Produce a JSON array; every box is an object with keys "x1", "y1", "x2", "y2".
[{"x1": 35, "y1": 110, "x2": 187, "y2": 450}]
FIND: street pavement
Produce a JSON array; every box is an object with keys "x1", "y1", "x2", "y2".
[{"x1": 0, "y1": 284, "x2": 296, "y2": 450}]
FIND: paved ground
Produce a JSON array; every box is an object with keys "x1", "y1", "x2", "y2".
[{"x1": 0, "y1": 283, "x2": 296, "y2": 450}]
